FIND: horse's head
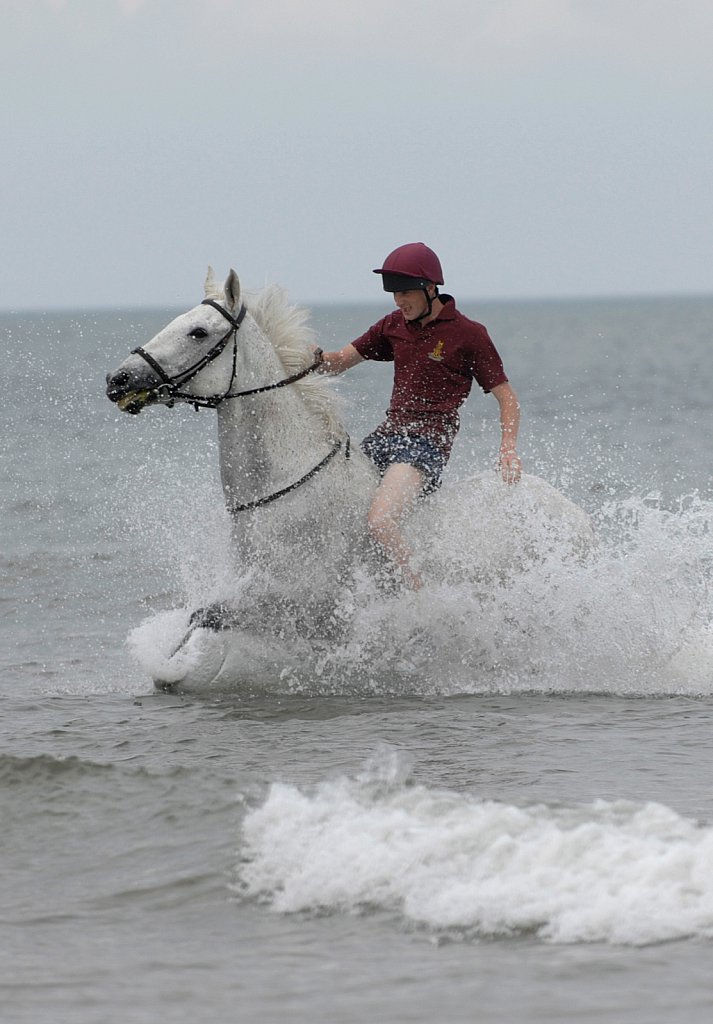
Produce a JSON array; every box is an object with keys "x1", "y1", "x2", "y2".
[{"x1": 106, "y1": 267, "x2": 245, "y2": 414}]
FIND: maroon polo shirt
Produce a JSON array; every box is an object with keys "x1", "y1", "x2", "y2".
[{"x1": 352, "y1": 295, "x2": 508, "y2": 455}]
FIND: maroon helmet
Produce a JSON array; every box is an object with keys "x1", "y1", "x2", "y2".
[{"x1": 373, "y1": 242, "x2": 444, "y2": 292}]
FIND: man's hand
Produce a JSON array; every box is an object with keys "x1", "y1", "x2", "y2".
[
  {"x1": 314, "y1": 343, "x2": 364, "y2": 375},
  {"x1": 499, "y1": 449, "x2": 522, "y2": 484}
]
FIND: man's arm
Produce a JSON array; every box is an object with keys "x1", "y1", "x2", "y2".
[
  {"x1": 491, "y1": 382, "x2": 521, "y2": 483},
  {"x1": 316, "y1": 343, "x2": 364, "y2": 375}
]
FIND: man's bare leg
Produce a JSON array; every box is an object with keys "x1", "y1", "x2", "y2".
[{"x1": 367, "y1": 463, "x2": 425, "y2": 590}]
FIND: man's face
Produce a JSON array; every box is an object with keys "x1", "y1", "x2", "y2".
[{"x1": 393, "y1": 288, "x2": 430, "y2": 321}]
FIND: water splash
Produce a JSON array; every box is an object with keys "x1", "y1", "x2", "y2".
[{"x1": 126, "y1": 473, "x2": 713, "y2": 696}]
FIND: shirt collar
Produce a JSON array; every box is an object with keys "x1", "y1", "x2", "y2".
[{"x1": 434, "y1": 294, "x2": 457, "y2": 321}]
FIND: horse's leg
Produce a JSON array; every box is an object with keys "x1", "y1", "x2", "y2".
[{"x1": 367, "y1": 464, "x2": 426, "y2": 590}]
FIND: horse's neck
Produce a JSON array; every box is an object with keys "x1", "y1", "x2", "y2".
[{"x1": 215, "y1": 324, "x2": 326, "y2": 510}]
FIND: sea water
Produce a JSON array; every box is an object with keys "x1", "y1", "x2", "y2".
[{"x1": 2, "y1": 295, "x2": 713, "y2": 1023}]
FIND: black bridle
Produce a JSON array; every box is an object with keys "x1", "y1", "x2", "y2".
[
  {"x1": 132, "y1": 298, "x2": 324, "y2": 409},
  {"x1": 130, "y1": 298, "x2": 347, "y2": 512}
]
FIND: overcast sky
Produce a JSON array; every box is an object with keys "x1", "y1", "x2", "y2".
[{"x1": 2, "y1": 0, "x2": 712, "y2": 310}]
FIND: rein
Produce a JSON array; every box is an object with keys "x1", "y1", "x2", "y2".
[
  {"x1": 130, "y1": 298, "x2": 346, "y2": 512},
  {"x1": 229, "y1": 436, "x2": 350, "y2": 514}
]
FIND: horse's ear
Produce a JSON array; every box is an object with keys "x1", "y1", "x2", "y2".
[
  {"x1": 204, "y1": 266, "x2": 221, "y2": 300},
  {"x1": 224, "y1": 269, "x2": 241, "y2": 313}
]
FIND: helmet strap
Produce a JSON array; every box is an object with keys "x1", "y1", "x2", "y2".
[{"x1": 413, "y1": 285, "x2": 439, "y2": 324}]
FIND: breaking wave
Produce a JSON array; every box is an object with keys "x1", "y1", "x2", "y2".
[{"x1": 235, "y1": 751, "x2": 713, "y2": 946}]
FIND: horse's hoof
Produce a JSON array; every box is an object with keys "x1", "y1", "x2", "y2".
[{"x1": 188, "y1": 604, "x2": 238, "y2": 632}]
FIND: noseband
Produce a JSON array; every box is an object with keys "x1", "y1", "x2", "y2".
[{"x1": 130, "y1": 298, "x2": 346, "y2": 512}]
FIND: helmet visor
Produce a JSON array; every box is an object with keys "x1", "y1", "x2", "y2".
[{"x1": 379, "y1": 271, "x2": 430, "y2": 293}]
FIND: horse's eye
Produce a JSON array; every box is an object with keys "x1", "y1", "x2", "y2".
[{"x1": 188, "y1": 327, "x2": 209, "y2": 340}]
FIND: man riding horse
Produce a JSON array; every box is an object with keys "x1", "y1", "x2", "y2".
[{"x1": 318, "y1": 243, "x2": 521, "y2": 589}]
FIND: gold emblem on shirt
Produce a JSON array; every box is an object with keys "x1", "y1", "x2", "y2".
[{"x1": 428, "y1": 340, "x2": 445, "y2": 362}]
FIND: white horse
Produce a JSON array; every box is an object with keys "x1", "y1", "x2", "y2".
[{"x1": 106, "y1": 268, "x2": 593, "y2": 692}]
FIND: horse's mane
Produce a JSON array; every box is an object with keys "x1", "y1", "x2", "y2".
[{"x1": 244, "y1": 284, "x2": 343, "y2": 436}]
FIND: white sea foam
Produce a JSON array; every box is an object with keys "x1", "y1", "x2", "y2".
[{"x1": 236, "y1": 754, "x2": 713, "y2": 946}]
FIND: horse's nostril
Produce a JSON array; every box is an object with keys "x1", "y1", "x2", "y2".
[{"x1": 106, "y1": 368, "x2": 132, "y2": 399}]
